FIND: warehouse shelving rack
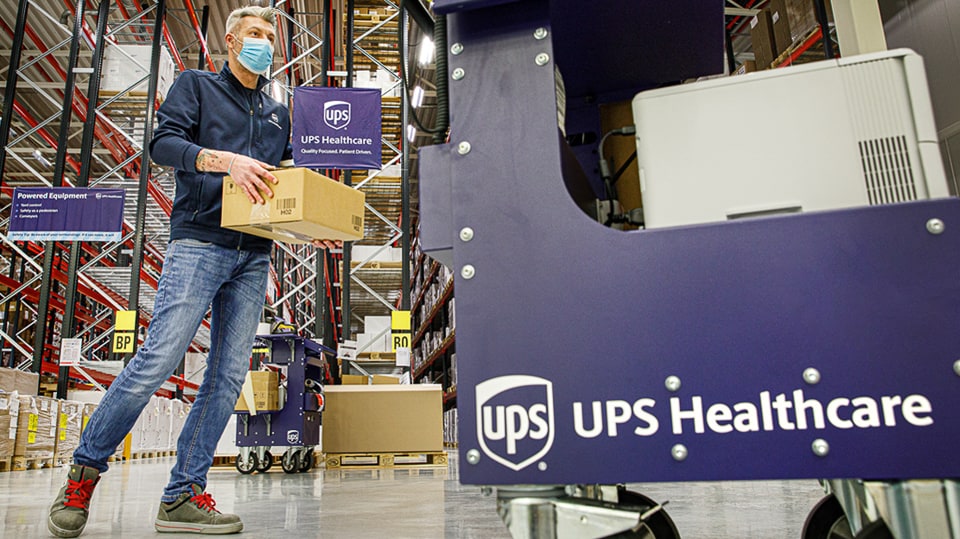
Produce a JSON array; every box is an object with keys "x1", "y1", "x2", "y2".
[{"x1": 0, "y1": 0, "x2": 417, "y2": 400}]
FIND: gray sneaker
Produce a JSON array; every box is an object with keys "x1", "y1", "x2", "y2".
[
  {"x1": 48, "y1": 465, "x2": 101, "y2": 538},
  {"x1": 155, "y1": 484, "x2": 243, "y2": 534}
]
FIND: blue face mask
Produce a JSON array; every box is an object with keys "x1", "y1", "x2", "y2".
[{"x1": 235, "y1": 36, "x2": 274, "y2": 75}]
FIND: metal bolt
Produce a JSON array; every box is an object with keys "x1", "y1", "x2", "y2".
[
  {"x1": 538, "y1": 462, "x2": 548, "y2": 471},
  {"x1": 533, "y1": 27, "x2": 548, "y2": 40},
  {"x1": 954, "y1": 359, "x2": 960, "y2": 377},
  {"x1": 803, "y1": 368, "x2": 821, "y2": 385},
  {"x1": 459, "y1": 227, "x2": 475, "y2": 242},
  {"x1": 466, "y1": 449, "x2": 481, "y2": 464},
  {"x1": 457, "y1": 141, "x2": 472, "y2": 155},
  {"x1": 452, "y1": 68, "x2": 465, "y2": 81},
  {"x1": 461, "y1": 265, "x2": 476, "y2": 280},
  {"x1": 671, "y1": 444, "x2": 688, "y2": 462},
  {"x1": 535, "y1": 53, "x2": 550, "y2": 66},
  {"x1": 812, "y1": 439, "x2": 830, "y2": 457},
  {"x1": 451, "y1": 42, "x2": 464, "y2": 55},
  {"x1": 664, "y1": 375, "x2": 681, "y2": 392},
  {"x1": 927, "y1": 218, "x2": 945, "y2": 235}
]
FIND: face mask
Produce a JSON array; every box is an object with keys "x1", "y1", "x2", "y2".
[{"x1": 235, "y1": 36, "x2": 274, "y2": 75}]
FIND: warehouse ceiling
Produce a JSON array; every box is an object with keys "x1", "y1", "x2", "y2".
[{"x1": 0, "y1": 0, "x2": 438, "y2": 375}]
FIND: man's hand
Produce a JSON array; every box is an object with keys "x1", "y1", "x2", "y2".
[
  {"x1": 229, "y1": 155, "x2": 279, "y2": 204},
  {"x1": 312, "y1": 239, "x2": 342, "y2": 250}
]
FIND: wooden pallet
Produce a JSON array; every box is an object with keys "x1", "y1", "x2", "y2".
[
  {"x1": 12, "y1": 455, "x2": 57, "y2": 471},
  {"x1": 0, "y1": 457, "x2": 14, "y2": 472},
  {"x1": 130, "y1": 450, "x2": 176, "y2": 460},
  {"x1": 323, "y1": 451, "x2": 448, "y2": 469}
]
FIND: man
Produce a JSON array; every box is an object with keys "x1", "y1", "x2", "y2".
[{"x1": 48, "y1": 7, "x2": 334, "y2": 537}]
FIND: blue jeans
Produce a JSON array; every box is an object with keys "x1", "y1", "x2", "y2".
[{"x1": 73, "y1": 238, "x2": 270, "y2": 501}]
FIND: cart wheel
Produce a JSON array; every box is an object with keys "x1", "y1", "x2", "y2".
[
  {"x1": 235, "y1": 452, "x2": 259, "y2": 475},
  {"x1": 257, "y1": 450, "x2": 273, "y2": 472},
  {"x1": 803, "y1": 494, "x2": 854, "y2": 539},
  {"x1": 612, "y1": 490, "x2": 681, "y2": 539},
  {"x1": 299, "y1": 448, "x2": 314, "y2": 472},
  {"x1": 281, "y1": 450, "x2": 301, "y2": 474},
  {"x1": 854, "y1": 520, "x2": 894, "y2": 539}
]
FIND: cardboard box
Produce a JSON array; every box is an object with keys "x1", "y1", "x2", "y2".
[
  {"x1": 750, "y1": 10, "x2": 778, "y2": 69},
  {"x1": 15, "y1": 395, "x2": 58, "y2": 459},
  {"x1": 234, "y1": 371, "x2": 280, "y2": 413},
  {"x1": 55, "y1": 400, "x2": 83, "y2": 460},
  {"x1": 769, "y1": 0, "x2": 793, "y2": 55},
  {"x1": 100, "y1": 43, "x2": 176, "y2": 100},
  {"x1": 81, "y1": 403, "x2": 97, "y2": 432},
  {"x1": 0, "y1": 367, "x2": 38, "y2": 396},
  {"x1": 341, "y1": 374, "x2": 401, "y2": 385},
  {"x1": 0, "y1": 393, "x2": 20, "y2": 458},
  {"x1": 735, "y1": 60, "x2": 757, "y2": 76},
  {"x1": 322, "y1": 385, "x2": 442, "y2": 453},
  {"x1": 787, "y1": 0, "x2": 833, "y2": 43},
  {"x1": 221, "y1": 167, "x2": 365, "y2": 243}
]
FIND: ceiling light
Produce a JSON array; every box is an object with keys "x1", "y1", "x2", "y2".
[
  {"x1": 417, "y1": 37, "x2": 434, "y2": 66},
  {"x1": 406, "y1": 124, "x2": 417, "y2": 142},
  {"x1": 412, "y1": 85, "x2": 424, "y2": 109}
]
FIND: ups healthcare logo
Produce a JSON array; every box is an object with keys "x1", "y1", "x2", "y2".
[
  {"x1": 323, "y1": 100, "x2": 351, "y2": 131},
  {"x1": 476, "y1": 375, "x2": 555, "y2": 471}
]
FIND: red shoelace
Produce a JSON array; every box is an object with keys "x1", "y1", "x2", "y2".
[
  {"x1": 191, "y1": 492, "x2": 220, "y2": 513},
  {"x1": 63, "y1": 478, "x2": 97, "y2": 509}
]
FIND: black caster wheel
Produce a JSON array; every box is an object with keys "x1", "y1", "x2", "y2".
[
  {"x1": 235, "y1": 452, "x2": 259, "y2": 475},
  {"x1": 299, "y1": 448, "x2": 314, "y2": 472},
  {"x1": 608, "y1": 490, "x2": 681, "y2": 539},
  {"x1": 257, "y1": 450, "x2": 273, "y2": 472},
  {"x1": 803, "y1": 494, "x2": 854, "y2": 539},
  {"x1": 281, "y1": 450, "x2": 301, "y2": 474},
  {"x1": 854, "y1": 520, "x2": 894, "y2": 539}
]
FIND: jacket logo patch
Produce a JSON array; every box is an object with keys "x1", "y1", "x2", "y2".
[{"x1": 269, "y1": 113, "x2": 282, "y2": 130}]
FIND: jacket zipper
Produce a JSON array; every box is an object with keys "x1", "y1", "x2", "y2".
[{"x1": 247, "y1": 91, "x2": 255, "y2": 158}]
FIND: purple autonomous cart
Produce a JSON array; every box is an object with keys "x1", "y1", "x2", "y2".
[
  {"x1": 417, "y1": 1, "x2": 960, "y2": 537},
  {"x1": 234, "y1": 333, "x2": 330, "y2": 474}
]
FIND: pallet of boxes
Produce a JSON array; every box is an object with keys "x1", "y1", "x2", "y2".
[
  {"x1": 322, "y1": 376, "x2": 446, "y2": 470},
  {"x1": 0, "y1": 366, "x2": 57, "y2": 471}
]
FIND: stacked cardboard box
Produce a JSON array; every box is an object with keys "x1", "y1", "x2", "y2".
[
  {"x1": 0, "y1": 392, "x2": 20, "y2": 458},
  {"x1": 443, "y1": 408, "x2": 458, "y2": 446},
  {"x1": 787, "y1": 0, "x2": 833, "y2": 43},
  {"x1": 81, "y1": 403, "x2": 97, "y2": 433},
  {"x1": 55, "y1": 400, "x2": 83, "y2": 462},
  {"x1": 15, "y1": 395, "x2": 58, "y2": 459},
  {"x1": 750, "y1": 10, "x2": 778, "y2": 69},
  {"x1": 0, "y1": 367, "x2": 39, "y2": 396},
  {"x1": 168, "y1": 400, "x2": 188, "y2": 449},
  {"x1": 769, "y1": 0, "x2": 793, "y2": 56}
]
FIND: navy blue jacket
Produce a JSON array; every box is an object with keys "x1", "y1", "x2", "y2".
[{"x1": 150, "y1": 63, "x2": 292, "y2": 253}]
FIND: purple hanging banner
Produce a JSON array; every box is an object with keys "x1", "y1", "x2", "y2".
[
  {"x1": 292, "y1": 87, "x2": 382, "y2": 170},
  {"x1": 8, "y1": 187, "x2": 125, "y2": 242}
]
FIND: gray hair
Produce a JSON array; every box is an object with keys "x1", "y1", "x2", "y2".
[{"x1": 225, "y1": 6, "x2": 277, "y2": 35}]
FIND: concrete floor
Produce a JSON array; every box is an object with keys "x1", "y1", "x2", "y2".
[{"x1": 0, "y1": 452, "x2": 827, "y2": 538}]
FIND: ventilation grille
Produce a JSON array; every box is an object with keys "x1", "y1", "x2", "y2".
[{"x1": 858, "y1": 135, "x2": 918, "y2": 205}]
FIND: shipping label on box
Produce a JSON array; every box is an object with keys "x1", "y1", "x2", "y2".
[{"x1": 221, "y1": 167, "x2": 365, "y2": 244}]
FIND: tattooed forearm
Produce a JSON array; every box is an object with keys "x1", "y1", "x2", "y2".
[{"x1": 195, "y1": 149, "x2": 219, "y2": 172}]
